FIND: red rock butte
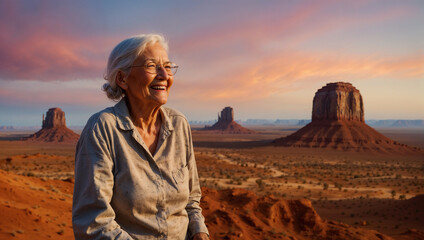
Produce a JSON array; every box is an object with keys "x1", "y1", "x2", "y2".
[
  {"x1": 25, "y1": 108, "x2": 79, "y2": 143},
  {"x1": 273, "y1": 82, "x2": 419, "y2": 153},
  {"x1": 203, "y1": 107, "x2": 255, "y2": 134}
]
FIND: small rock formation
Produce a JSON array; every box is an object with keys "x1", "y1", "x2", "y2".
[
  {"x1": 25, "y1": 108, "x2": 79, "y2": 143},
  {"x1": 201, "y1": 187, "x2": 395, "y2": 240},
  {"x1": 219, "y1": 107, "x2": 234, "y2": 122},
  {"x1": 273, "y1": 82, "x2": 419, "y2": 153},
  {"x1": 203, "y1": 107, "x2": 255, "y2": 134}
]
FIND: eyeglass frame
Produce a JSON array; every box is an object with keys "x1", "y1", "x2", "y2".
[{"x1": 128, "y1": 59, "x2": 179, "y2": 76}]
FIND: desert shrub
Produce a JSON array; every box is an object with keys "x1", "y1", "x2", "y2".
[
  {"x1": 323, "y1": 183, "x2": 329, "y2": 190},
  {"x1": 255, "y1": 178, "x2": 263, "y2": 188},
  {"x1": 391, "y1": 190, "x2": 396, "y2": 198}
]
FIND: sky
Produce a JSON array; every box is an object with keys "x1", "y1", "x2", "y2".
[{"x1": 0, "y1": 0, "x2": 423, "y2": 126}]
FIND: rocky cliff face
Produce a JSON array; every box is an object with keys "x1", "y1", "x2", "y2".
[
  {"x1": 42, "y1": 108, "x2": 66, "y2": 128},
  {"x1": 312, "y1": 82, "x2": 364, "y2": 122}
]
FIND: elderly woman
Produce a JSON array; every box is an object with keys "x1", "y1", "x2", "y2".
[{"x1": 72, "y1": 34, "x2": 209, "y2": 240}]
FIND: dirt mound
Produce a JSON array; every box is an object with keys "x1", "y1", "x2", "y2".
[
  {"x1": 204, "y1": 120, "x2": 255, "y2": 134},
  {"x1": 273, "y1": 120, "x2": 420, "y2": 153},
  {"x1": 397, "y1": 229, "x2": 424, "y2": 240},
  {"x1": 315, "y1": 194, "x2": 424, "y2": 239},
  {"x1": 0, "y1": 169, "x2": 74, "y2": 239},
  {"x1": 25, "y1": 126, "x2": 79, "y2": 143},
  {"x1": 201, "y1": 187, "x2": 394, "y2": 240},
  {"x1": 407, "y1": 194, "x2": 424, "y2": 208}
]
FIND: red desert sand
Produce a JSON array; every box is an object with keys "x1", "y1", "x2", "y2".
[{"x1": 1, "y1": 168, "x2": 423, "y2": 240}]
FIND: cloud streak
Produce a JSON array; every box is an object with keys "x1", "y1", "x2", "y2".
[
  {"x1": 173, "y1": 51, "x2": 424, "y2": 103},
  {"x1": 0, "y1": 80, "x2": 108, "y2": 107}
]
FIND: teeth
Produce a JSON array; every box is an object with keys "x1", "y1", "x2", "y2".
[{"x1": 151, "y1": 86, "x2": 166, "y2": 90}]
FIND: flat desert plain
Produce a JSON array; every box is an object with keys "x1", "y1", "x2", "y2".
[{"x1": 0, "y1": 126, "x2": 423, "y2": 239}]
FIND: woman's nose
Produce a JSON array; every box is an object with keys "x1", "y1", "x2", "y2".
[{"x1": 156, "y1": 66, "x2": 169, "y2": 79}]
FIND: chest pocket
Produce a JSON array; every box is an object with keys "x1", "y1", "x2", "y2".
[{"x1": 172, "y1": 163, "x2": 188, "y2": 192}]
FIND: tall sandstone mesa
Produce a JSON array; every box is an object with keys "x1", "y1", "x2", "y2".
[
  {"x1": 274, "y1": 82, "x2": 419, "y2": 153},
  {"x1": 25, "y1": 108, "x2": 79, "y2": 143}
]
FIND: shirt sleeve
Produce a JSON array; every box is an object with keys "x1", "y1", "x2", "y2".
[
  {"x1": 185, "y1": 124, "x2": 209, "y2": 238},
  {"x1": 72, "y1": 120, "x2": 134, "y2": 240}
]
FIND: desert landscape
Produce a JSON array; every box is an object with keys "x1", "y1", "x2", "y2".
[
  {"x1": 2, "y1": 1, "x2": 423, "y2": 239},
  {"x1": 0, "y1": 83, "x2": 423, "y2": 239},
  {"x1": 0, "y1": 127, "x2": 423, "y2": 239}
]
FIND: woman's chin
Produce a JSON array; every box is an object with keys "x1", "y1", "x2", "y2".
[{"x1": 151, "y1": 97, "x2": 168, "y2": 106}]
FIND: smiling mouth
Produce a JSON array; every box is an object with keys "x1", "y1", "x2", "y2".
[{"x1": 150, "y1": 85, "x2": 167, "y2": 90}]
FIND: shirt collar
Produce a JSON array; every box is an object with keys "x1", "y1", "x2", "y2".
[
  {"x1": 159, "y1": 105, "x2": 174, "y2": 132},
  {"x1": 114, "y1": 98, "x2": 174, "y2": 132}
]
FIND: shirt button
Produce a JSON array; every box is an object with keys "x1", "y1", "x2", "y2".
[{"x1": 157, "y1": 202, "x2": 166, "y2": 210}]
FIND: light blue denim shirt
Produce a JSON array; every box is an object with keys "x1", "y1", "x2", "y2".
[{"x1": 72, "y1": 99, "x2": 208, "y2": 239}]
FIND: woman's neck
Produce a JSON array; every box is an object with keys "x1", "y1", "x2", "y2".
[
  {"x1": 125, "y1": 97, "x2": 162, "y2": 154},
  {"x1": 125, "y1": 98, "x2": 161, "y2": 133}
]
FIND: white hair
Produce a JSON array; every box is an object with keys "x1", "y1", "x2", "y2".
[{"x1": 103, "y1": 34, "x2": 169, "y2": 100}]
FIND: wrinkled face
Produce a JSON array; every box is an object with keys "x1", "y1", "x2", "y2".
[{"x1": 120, "y1": 42, "x2": 173, "y2": 108}]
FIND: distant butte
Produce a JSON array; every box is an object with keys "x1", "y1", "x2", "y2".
[
  {"x1": 273, "y1": 82, "x2": 420, "y2": 153},
  {"x1": 203, "y1": 107, "x2": 255, "y2": 134},
  {"x1": 25, "y1": 108, "x2": 79, "y2": 143}
]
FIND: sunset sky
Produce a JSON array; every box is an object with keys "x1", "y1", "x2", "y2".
[{"x1": 0, "y1": 0, "x2": 423, "y2": 126}]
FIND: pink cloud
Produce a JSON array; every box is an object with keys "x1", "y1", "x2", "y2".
[
  {"x1": 172, "y1": 1, "x2": 333, "y2": 54},
  {"x1": 0, "y1": 1, "x2": 120, "y2": 81},
  {"x1": 0, "y1": 30, "x2": 115, "y2": 81},
  {"x1": 172, "y1": 1, "x2": 414, "y2": 55}
]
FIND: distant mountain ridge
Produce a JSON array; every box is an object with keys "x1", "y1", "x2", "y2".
[
  {"x1": 2, "y1": 120, "x2": 423, "y2": 132},
  {"x1": 187, "y1": 119, "x2": 424, "y2": 128},
  {"x1": 366, "y1": 120, "x2": 424, "y2": 128}
]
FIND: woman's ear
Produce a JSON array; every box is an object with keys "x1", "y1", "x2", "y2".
[{"x1": 115, "y1": 71, "x2": 128, "y2": 90}]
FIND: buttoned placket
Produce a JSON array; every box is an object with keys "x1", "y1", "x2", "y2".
[{"x1": 131, "y1": 124, "x2": 172, "y2": 239}]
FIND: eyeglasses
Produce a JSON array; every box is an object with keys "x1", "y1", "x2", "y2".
[{"x1": 130, "y1": 60, "x2": 179, "y2": 76}]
